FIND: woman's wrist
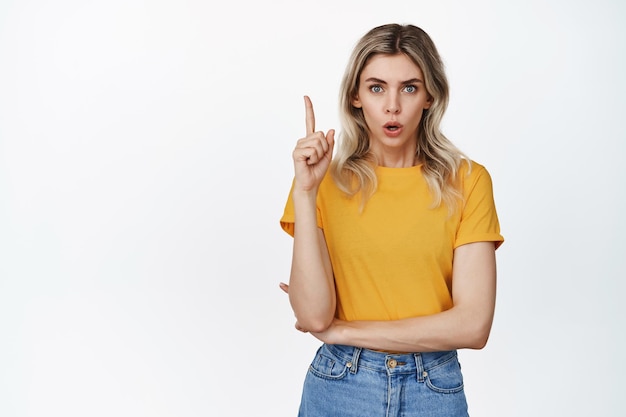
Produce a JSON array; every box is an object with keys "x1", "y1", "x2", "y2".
[{"x1": 292, "y1": 185, "x2": 318, "y2": 200}]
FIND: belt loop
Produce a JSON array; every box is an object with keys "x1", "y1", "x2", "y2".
[
  {"x1": 349, "y1": 347, "x2": 362, "y2": 374},
  {"x1": 414, "y1": 353, "x2": 425, "y2": 382}
]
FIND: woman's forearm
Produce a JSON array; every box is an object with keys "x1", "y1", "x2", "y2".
[
  {"x1": 288, "y1": 189, "x2": 336, "y2": 333},
  {"x1": 332, "y1": 304, "x2": 494, "y2": 352}
]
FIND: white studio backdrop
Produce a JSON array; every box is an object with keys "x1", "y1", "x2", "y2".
[{"x1": 0, "y1": 0, "x2": 624, "y2": 416}]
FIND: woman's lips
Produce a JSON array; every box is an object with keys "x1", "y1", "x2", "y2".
[{"x1": 383, "y1": 122, "x2": 404, "y2": 138}]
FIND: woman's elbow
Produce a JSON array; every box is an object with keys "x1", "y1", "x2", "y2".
[
  {"x1": 295, "y1": 312, "x2": 334, "y2": 333},
  {"x1": 466, "y1": 335, "x2": 489, "y2": 350},
  {"x1": 308, "y1": 321, "x2": 332, "y2": 334},
  {"x1": 299, "y1": 319, "x2": 332, "y2": 333},
  {"x1": 464, "y1": 322, "x2": 493, "y2": 350}
]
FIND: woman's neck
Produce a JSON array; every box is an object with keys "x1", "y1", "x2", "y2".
[{"x1": 371, "y1": 145, "x2": 418, "y2": 168}]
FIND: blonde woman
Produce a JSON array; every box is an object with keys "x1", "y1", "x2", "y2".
[{"x1": 280, "y1": 23, "x2": 504, "y2": 417}]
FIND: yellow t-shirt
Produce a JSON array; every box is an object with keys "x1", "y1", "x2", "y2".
[{"x1": 280, "y1": 161, "x2": 504, "y2": 322}]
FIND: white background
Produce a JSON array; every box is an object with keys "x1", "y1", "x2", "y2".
[{"x1": 1, "y1": 0, "x2": 624, "y2": 416}]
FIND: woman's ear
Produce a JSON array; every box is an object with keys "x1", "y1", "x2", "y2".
[
  {"x1": 424, "y1": 95, "x2": 433, "y2": 109},
  {"x1": 352, "y1": 96, "x2": 362, "y2": 108}
]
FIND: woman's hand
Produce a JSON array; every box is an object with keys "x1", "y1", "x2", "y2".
[{"x1": 292, "y1": 96, "x2": 335, "y2": 193}]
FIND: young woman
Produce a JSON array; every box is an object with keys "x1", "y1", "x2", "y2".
[{"x1": 279, "y1": 23, "x2": 504, "y2": 417}]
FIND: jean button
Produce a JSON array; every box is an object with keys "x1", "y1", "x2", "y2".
[{"x1": 388, "y1": 359, "x2": 397, "y2": 368}]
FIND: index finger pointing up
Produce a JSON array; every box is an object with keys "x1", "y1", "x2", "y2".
[{"x1": 304, "y1": 95, "x2": 315, "y2": 135}]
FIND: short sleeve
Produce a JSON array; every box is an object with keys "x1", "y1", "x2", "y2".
[
  {"x1": 455, "y1": 163, "x2": 504, "y2": 249},
  {"x1": 279, "y1": 178, "x2": 324, "y2": 237}
]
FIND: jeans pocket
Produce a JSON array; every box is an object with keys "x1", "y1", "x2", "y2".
[
  {"x1": 307, "y1": 345, "x2": 350, "y2": 380},
  {"x1": 424, "y1": 354, "x2": 465, "y2": 394}
]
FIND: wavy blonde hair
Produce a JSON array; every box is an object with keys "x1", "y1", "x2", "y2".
[{"x1": 331, "y1": 23, "x2": 469, "y2": 212}]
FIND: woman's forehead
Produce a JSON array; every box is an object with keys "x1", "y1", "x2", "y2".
[{"x1": 360, "y1": 54, "x2": 424, "y2": 81}]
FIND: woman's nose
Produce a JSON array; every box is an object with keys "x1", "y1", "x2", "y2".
[{"x1": 385, "y1": 96, "x2": 400, "y2": 114}]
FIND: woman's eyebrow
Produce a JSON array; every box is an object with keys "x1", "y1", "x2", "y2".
[
  {"x1": 364, "y1": 77, "x2": 387, "y2": 84},
  {"x1": 364, "y1": 77, "x2": 424, "y2": 84}
]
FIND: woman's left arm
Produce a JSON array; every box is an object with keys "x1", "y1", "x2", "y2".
[{"x1": 313, "y1": 241, "x2": 497, "y2": 352}]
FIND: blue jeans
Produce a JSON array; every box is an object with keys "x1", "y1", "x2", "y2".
[{"x1": 298, "y1": 344, "x2": 469, "y2": 417}]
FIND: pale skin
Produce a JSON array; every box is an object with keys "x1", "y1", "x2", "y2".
[{"x1": 280, "y1": 53, "x2": 498, "y2": 353}]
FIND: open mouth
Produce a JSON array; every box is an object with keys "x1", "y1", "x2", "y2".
[
  {"x1": 383, "y1": 122, "x2": 403, "y2": 135},
  {"x1": 384, "y1": 122, "x2": 402, "y2": 129}
]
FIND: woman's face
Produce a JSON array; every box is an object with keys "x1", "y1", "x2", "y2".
[{"x1": 353, "y1": 53, "x2": 432, "y2": 165}]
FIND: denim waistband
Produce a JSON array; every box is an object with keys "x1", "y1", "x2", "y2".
[{"x1": 323, "y1": 343, "x2": 458, "y2": 380}]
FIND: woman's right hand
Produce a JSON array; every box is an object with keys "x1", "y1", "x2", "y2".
[{"x1": 292, "y1": 96, "x2": 335, "y2": 192}]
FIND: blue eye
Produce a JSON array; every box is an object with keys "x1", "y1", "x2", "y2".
[
  {"x1": 404, "y1": 85, "x2": 417, "y2": 93},
  {"x1": 370, "y1": 85, "x2": 383, "y2": 93}
]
